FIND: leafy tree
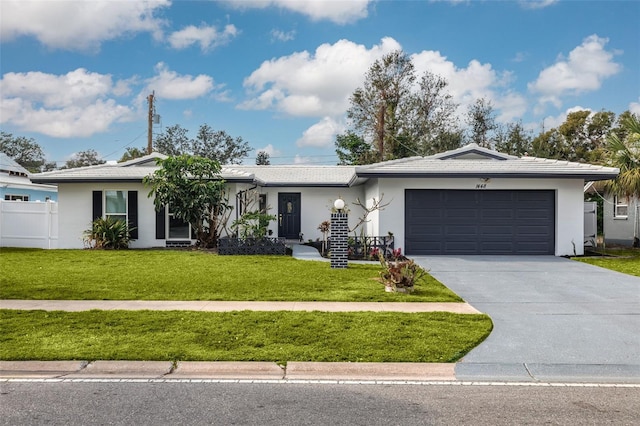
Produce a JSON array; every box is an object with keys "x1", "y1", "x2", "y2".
[
  {"x1": 408, "y1": 71, "x2": 459, "y2": 155},
  {"x1": 193, "y1": 124, "x2": 250, "y2": 165},
  {"x1": 0, "y1": 131, "x2": 54, "y2": 172},
  {"x1": 466, "y1": 98, "x2": 497, "y2": 148},
  {"x1": 557, "y1": 110, "x2": 593, "y2": 162},
  {"x1": 154, "y1": 124, "x2": 192, "y2": 157},
  {"x1": 495, "y1": 121, "x2": 532, "y2": 156},
  {"x1": 528, "y1": 110, "x2": 616, "y2": 163},
  {"x1": 530, "y1": 129, "x2": 566, "y2": 159},
  {"x1": 255, "y1": 151, "x2": 270, "y2": 165},
  {"x1": 335, "y1": 131, "x2": 376, "y2": 165},
  {"x1": 143, "y1": 155, "x2": 231, "y2": 248},
  {"x1": 119, "y1": 147, "x2": 147, "y2": 162},
  {"x1": 153, "y1": 124, "x2": 251, "y2": 164},
  {"x1": 347, "y1": 50, "x2": 416, "y2": 161},
  {"x1": 62, "y1": 149, "x2": 105, "y2": 169},
  {"x1": 605, "y1": 113, "x2": 640, "y2": 199}
]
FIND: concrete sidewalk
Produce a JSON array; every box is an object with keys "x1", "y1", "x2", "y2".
[
  {"x1": 0, "y1": 360, "x2": 456, "y2": 382},
  {"x1": 0, "y1": 300, "x2": 480, "y2": 314}
]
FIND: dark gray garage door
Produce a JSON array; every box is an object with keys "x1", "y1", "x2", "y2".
[{"x1": 405, "y1": 190, "x2": 555, "y2": 255}]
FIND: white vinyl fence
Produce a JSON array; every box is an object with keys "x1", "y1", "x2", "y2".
[
  {"x1": 0, "y1": 200, "x2": 58, "y2": 249},
  {"x1": 584, "y1": 201, "x2": 597, "y2": 248}
]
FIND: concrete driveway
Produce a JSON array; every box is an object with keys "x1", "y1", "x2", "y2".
[{"x1": 413, "y1": 256, "x2": 640, "y2": 383}]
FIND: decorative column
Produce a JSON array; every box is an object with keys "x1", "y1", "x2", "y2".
[{"x1": 330, "y1": 199, "x2": 348, "y2": 269}]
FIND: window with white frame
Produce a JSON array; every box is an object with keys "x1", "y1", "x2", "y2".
[
  {"x1": 613, "y1": 195, "x2": 628, "y2": 218},
  {"x1": 105, "y1": 190, "x2": 127, "y2": 222},
  {"x1": 4, "y1": 194, "x2": 29, "y2": 201}
]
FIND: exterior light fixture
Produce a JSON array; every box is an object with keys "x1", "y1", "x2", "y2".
[{"x1": 334, "y1": 198, "x2": 345, "y2": 212}]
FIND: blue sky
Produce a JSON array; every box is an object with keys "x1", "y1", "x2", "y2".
[{"x1": 1, "y1": 0, "x2": 638, "y2": 166}]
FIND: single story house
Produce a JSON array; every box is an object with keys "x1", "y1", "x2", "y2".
[
  {"x1": 583, "y1": 181, "x2": 640, "y2": 247},
  {"x1": 604, "y1": 194, "x2": 640, "y2": 246},
  {"x1": 0, "y1": 153, "x2": 57, "y2": 202},
  {"x1": 31, "y1": 143, "x2": 618, "y2": 256}
]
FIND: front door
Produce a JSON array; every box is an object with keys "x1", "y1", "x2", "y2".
[{"x1": 278, "y1": 192, "x2": 301, "y2": 239}]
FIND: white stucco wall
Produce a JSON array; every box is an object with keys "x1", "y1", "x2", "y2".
[
  {"x1": 254, "y1": 186, "x2": 366, "y2": 241},
  {"x1": 57, "y1": 182, "x2": 158, "y2": 249},
  {"x1": 57, "y1": 182, "x2": 366, "y2": 248},
  {"x1": 370, "y1": 177, "x2": 586, "y2": 256}
]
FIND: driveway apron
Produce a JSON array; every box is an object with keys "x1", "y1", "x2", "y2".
[{"x1": 413, "y1": 256, "x2": 640, "y2": 382}]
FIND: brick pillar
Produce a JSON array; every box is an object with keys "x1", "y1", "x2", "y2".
[{"x1": 330, "y1": 213, "x2": 348, "y2": 269}]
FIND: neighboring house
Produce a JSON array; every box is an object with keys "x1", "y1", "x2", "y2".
[
  {"x1": 584, "y1": 181, "x2": 640, "y2": 247},
  {"x1": 31, "y1": 144, "x2": 618, "y2": 256},
  {"x1": 603, "y1": 192, "x2": 640, "y2": 247},
  {"x1": 0, "y1": 153, "x2": 58, "y2": 202}
]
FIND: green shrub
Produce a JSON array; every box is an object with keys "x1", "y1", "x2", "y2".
[{"x1": 83, "y1": 217, "x2": 134, "y2": 249}]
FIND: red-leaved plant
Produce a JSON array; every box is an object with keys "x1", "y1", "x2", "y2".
[{"x1": 377, "y1": 248, "x2": 426, "y2": 293}]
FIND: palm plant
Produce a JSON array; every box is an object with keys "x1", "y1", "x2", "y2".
[{"x1": 605, "y1": 114, "x2": 640, "y2": 198}]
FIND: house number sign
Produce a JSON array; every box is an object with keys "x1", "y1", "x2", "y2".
[{"x1": 475, "y1": 183, "x2": 487, "y2": 189}]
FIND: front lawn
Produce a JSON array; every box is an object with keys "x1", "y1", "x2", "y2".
[
  {"x1": 0, "y1": 310, "x2": 492, "y2": 363},
  {"x1": 0, "y1": 248, "x2": 461, "y2": 302},
  {"x1": 574, "y1": 248, "x2": 640, "y2": 277}
]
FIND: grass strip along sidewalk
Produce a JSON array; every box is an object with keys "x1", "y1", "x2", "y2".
[
  {"x1": 0, "y1": 248, "x2": 461, "y2": 302},
  {"x1": 0, "y1": 248, "x2": 490, "y2": 363},
  {"x1": 0, "y1": 310, "x2": 492, "y2": 363}
]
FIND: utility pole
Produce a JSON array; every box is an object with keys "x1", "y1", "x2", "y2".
[{"x1": 147, "y1": 91, "x2": 155, "y2": 154}]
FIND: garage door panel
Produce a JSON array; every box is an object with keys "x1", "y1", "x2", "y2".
[
  {"x1": 516, "y1": 208, "x2": 553, "y2": 219},
  {"x1": 481, "y1": 242, "x2": 515, "y2": 252},
  {"x1": 480, "y1": 225, "x2": 514, "y2": 237},
  {"x1": 405, "y1": 189, "x2": 555, "y2": 255},
  {"x1": 446, "y1": 225, "x2": 478, "y2": 236},
  {"x1": 481, "y1": 209, "x2": 514, "y2": 219},
  {"x1": 444, "y1": 242, "x2": 479, "y2": 253}
]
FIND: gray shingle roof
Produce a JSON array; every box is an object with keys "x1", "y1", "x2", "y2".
[
  {"x1": 31, "y1": 144, "x2": 619, "y2": 185},
  {"x1": 356, "y1": 144, "x2": 619, "y2": 181},
  {"x1": 0, "y1": 153, "x2": 30, "y2": 176},
  {"x1": 229, "y1": 165, "x2": 357, "y2": 187}
]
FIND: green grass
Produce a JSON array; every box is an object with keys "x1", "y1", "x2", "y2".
[
  {"x1": 0, "y1": 310, "x2": 492, "y2": 363},
  {"x1": 0, "y1": 248, "x2": 462, "y2": 302},
  {"x1": 574, "y1": 247, "x2": 640, "y2": 277}
]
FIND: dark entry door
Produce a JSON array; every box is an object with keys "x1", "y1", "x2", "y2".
[{"x1": 278, "y1": 192, "x2": 301, "y2": 239}]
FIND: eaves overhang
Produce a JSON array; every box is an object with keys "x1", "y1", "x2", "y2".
[
  {"x1": 31, "y1": 176, "x2": 257, "y2": 184},
  {"x1": 354, "y1": 171, "x2": 619, "y2": 181}
]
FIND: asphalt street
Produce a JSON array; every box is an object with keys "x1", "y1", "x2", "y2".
[{"x1": 1, "y1": 382, "x2": 638, "y2": 426}]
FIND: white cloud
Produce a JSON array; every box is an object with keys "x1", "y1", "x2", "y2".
[
  {"x1": 168, "y1": 24, "x2": 238, "y2": 52},
  {"x1": 296, "y1": 117, "x2": 344, "y2": 148},
  {"x1": 0, "y1": 0, "x2": 169, "y2": 51},
  {"x1": 293, "y1": 155, "x2": 313, "y2": 164},
  {"x1": 0, "y1": 69, "x2": 132, "y2": 137},
  {"x1": 519, "y1": 0, "x2": 558, "y2": 10},
  {"x1": 411, "y1": 50, "x2": 526, "y2": 123},
  {"x1": 629, "y1": 99, "x2": 640, "y2": 116},
  {"x1": 223, "y1": 0, "x2": 371, "y2": 24},
  {"x1": 256, "y1": 144, "x2": 280, "y2": 157},
  {"x1": 528, "y1": 35, "x2": 621, "y2": 111},
  {"x1": 146, "y1": 63, "x2": 215, "y2": 100},
  {"x1": 240, "y1": 37, "x2": 401, "y2": 117},
  {"x1": 271, "y1": 29, "x2": 296, "y2": 42}
]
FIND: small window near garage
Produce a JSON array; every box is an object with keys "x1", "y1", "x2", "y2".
[
  {"x1": 4, "y1": 194, "x2": 29, "y2": 201},
  {"x1": 105, "y1": 190, "x2": 127, "y2": 222},
  {"x1": 613, "y1": 195, "x2": 628, "y2": 219}
]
